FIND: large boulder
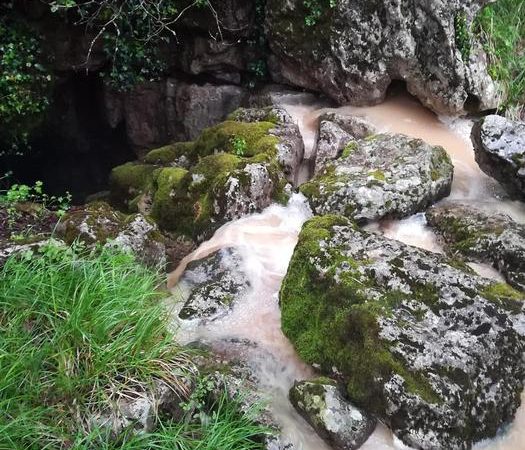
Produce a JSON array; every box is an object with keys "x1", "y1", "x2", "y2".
[
  {"x1": 265, "y1": 0, "x2": 497, "y2": 115},
  {"x1": 289, "y1": 378, "x2": 376, "y2": 450},
  {"x1": 314, "y1": 113, "x2": 377, "y2": 174},
  {"x1": 300, "y1": 133, "x2": 453, "y2": 222},
  {"x1": 109, "y1": 108, "x2": 301, "y2": 241},
  {"x1": 472, "y1": 115, "x2": 525, "y2": 199},
  {"x1": 280, "y1": 215, "x2": 525, "y2": 449},
  {"x1": 427, "y1": 202, "x2": 525, "y2": 291}
]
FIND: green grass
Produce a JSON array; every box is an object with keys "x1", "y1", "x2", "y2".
[
  {"x1": 0, "y1": 243, "x2": 268, "y2": 449},
  {"x1": 476, "y1": 0, "x2": 525, "y2": 118}
]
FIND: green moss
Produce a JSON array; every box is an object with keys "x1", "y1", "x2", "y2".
[
  {"x1": 280, "y1": 215, "x2": 442, "y2": 413},
  {"x1": 143, "y1": 142, "x2": 195, "y2": 165},
  {"x1": 190, "y1": 153, "x2": 242, "y2": 192},
  {"x1": 194, "y1": 121, "x2": 278, "y2": 158},
  {"x1": 109, "y1": 163, "x2": 158, "y2": 210},
  {"x1": 369, "y1": 169, "x2": 386, "y2": 181},
  {"x1": 151, "y1": 167, "x2": 192, "y2": 234},
  {"x1": 482, "y1": 282, "x2": 524, "y2": 313},
  {"x1": 341, "y1": 141, "x2": 358, "y2": 158}
]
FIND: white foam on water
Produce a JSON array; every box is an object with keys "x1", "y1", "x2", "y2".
[{"x1": 168, "y1": 91, "x2": 525, "y2": 450}]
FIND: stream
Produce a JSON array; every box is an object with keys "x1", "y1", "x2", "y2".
[{"x1": 167, "y1": 91, "x2": 525, "y2": 450}]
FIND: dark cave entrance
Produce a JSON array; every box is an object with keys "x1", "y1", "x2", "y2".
[{"x1": 1, "y1": 72, "x2": 135, "y2": 203}]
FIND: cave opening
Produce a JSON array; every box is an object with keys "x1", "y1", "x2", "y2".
[{"x1": 1, "y1": 72, "x2": 135, "y2": 203}]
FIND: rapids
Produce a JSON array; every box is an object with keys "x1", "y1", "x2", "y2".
[{"x1": 168, "y1": 91, "x2": 525, "y2": 450}]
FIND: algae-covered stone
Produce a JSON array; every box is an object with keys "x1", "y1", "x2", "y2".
[
  {"x1": 177, "y1": 248, "x2": 249, "y2": 322},
  {"x1": 109, "y1": 162, "x2": 159, "y2": 211},
  {"x1": 280, "y1": 215, "x2": 525, "y2": 449},
  {"x1": 472, "y1": 115, "x2": 525, "y2": 199},
  {"x1": 110, "y1": 108, "x2": 299, "y2": 241},
  {"x1": 301, "y1": 133, "x2": 453, "y2": 222},
  {"x1": 427, "y1": 202, "x2": 525, "y2": 291},
  {"x1": 289, "y1": 378, "x2": 375, "y2": 450}
]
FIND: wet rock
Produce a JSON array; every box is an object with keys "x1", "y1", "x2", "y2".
[
  {"x1": 427, "y1": 202, "x2": 525, "y2": 291},
  {"x1": 194, "y1": 343, "x2": 297, "y2": 450},
  {"x1": 57, "y1": 202, "x2": 180, "y2": 268},
  {"x1": 314, "y1": 113, "x2": 377, "y2": 174},
  {"x1": 178, "y1": 248, "x2": 250, "y2": 322},
  {"x1": 301, "y1": 133, "x2": 453, "y2": 222},
  {"x1": 109, "y1": 108, "x2": 298, "y2": 241},
  {"x1": 472, "y1": 115, "x2": 525, "y2": 199},
  {"x1": 265, "y1": 0, "x2": 497, "y2": 115},
  {"x1": 280, "y1": 215, "x2": 525, "y2": 449},
  {"x1": 289, "y1": 378, "x2": 376, "y2": 450}
]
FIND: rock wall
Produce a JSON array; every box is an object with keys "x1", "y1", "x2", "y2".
[{"x1": 265, "y1": 0, "x2": 498, "y2": 115}]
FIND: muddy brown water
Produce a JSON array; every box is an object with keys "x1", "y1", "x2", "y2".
[{"x1": 168, "y1": 92, "x2": 525, "y2": 450}]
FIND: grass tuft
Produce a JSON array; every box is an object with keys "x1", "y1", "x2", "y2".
[
  {"x1": 476, "y1": 0, "x2": 525, "y2": 118},
  {"x1": 0, "y1": 243, "x2": 268, "y2": 449}
]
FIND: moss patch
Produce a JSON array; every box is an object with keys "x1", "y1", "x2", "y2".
[
  {"x1": 280, "y1": 215, "x2": 441, "y2": 413},
  {"x1": 143, "y1": 142, "x2": 195, "y2": 165},
  {"x1": 109, "y1": 163, "x2": 158, "y2": 210}
]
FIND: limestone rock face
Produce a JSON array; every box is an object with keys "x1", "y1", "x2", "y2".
[
  {"x1": 109, "y1": 108, "x2": 298, "y2": 241},
  {"x1": 280, "y1": 215, "x2": 525, "y2": 449},
  {"x1": 427, "y1": 202, "x2": 525, "y2": 291},
  {"x1": 177, "y1": 248, "x2": 250, "y2": 322},
  {"x1": 289, "y1": 378, "x2": 376, "y2": 450},
  {"x1": 314, "y1": 113, "x2": 377, "y2": 174},
  {"x1": 265, "y1": 0, "x2": 497, "y2": 115},
  {"x1": 301, "y1": 134, "x2": 453, "y2": 222},
  {"x1": 472, "y1": 115, "x2": 525, "y2": 199}
]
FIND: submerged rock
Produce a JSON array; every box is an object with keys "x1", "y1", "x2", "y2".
[
  {"x1": 280, "y1": 215, "x2": 525, "y2": 449},
  {"x1": 301, "y1": 134, "x2": 453, "y2": 222},
  {"x1": 472, "y1": 115, "x2": 525, "y2": 199},
  {"x1": 289, "y1": 378, "x2": 376, "y2": 450},
  {"x1": 427, "y1": 202, "x2": 525, "y2": 291},
  {"x1": 177, "y1": 248, "x2": 250, "y2": 322},
  {"x1": 109, "y1": 107, "x2": 301, "y2": 241},
  {"x1": 314, "y1": 113, "x2": 377, "y2": 174},
  {"x1": 265, "y1": 0, "x2": 497, "y2": 115}
]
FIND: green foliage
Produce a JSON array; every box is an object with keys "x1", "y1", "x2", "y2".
[
  {"x1": 476, "y1": 0, "x2": 525, "y2": 117},
  {"x1": 0, "y1": 243, "x2": 268, "y2": 449},
  {"x1": 303, "y1": 0, "x2": 337, "y2": 26},
  {"x1": 454, "y1": 12, "x2": 471, "y2": 61},
  {"x1": 230, "y1": 136, "x2": 248, "y2": 157},
  {"x1": 0, "y1": 179, "x2": 71, "y2": 231},
  {"x1": 0, "y1": 16, "x2": 52, "y2": 155},
  {"x1": 49, "y1": 0, "x2": 209, "y2": 90}
]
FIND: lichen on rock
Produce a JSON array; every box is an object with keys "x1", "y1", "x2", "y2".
[
  {"x1": 289, "y1": 378, "x2": 376, "y2": 450},
  {"x1": 301, "y1": 133, "x2": 453, "y2": 223},
  {"x1": 280, "y1": 215, "x2": 525, "y2": 449},
  {"x1": 427, "y1": 201, "x2": 525, "y2": 291}
]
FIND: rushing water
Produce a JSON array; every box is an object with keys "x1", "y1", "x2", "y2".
[{"x1": 169, "y1": 91, "x2": 525, "y2": 450}]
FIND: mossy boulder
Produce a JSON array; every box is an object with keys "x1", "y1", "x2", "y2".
[
  {"x1": 427, "y1": 201, "x2": 525, "y2": 291},
  {"x1": 280, "y1": 215, "x2": 525, "y2": 449},
  {"x1": 289, "y1": 378, "x2": 376, "y2": 450},
  {"x1": 301, "y1": 133, "x2": 453, "y2": 223},
  {"x1": 109, "y1": 108, "x2": 302, "y2": 241},
  {"x1": 57, "y1": 201, "x2": 188, "y2": 268}
]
